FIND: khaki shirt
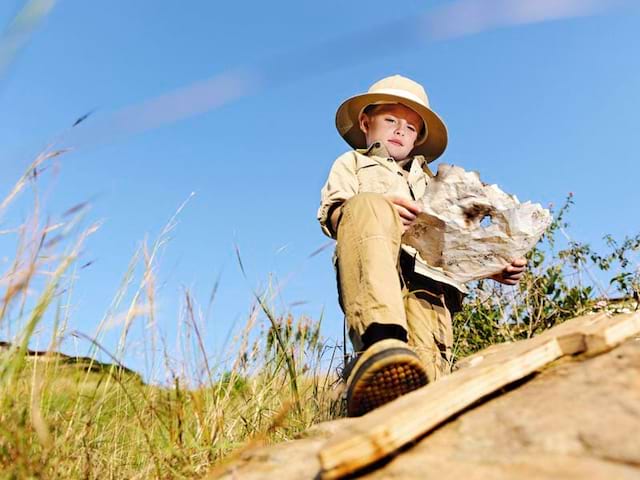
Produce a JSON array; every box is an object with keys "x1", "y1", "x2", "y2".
[{"x1": 317, "y1": 142, "x2": 467, "y2": 293}]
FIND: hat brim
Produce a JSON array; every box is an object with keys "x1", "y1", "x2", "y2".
[{"x1": 336, "y1": 92, "x2": 448, "y2": 162}]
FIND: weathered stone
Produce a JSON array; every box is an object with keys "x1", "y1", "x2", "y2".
[
  {"x1": 212, "y1": 337, "x2": 640, "y2": 479},
  {"x1": 359, "y1": 337, "x2": 640, "y2": 479}
]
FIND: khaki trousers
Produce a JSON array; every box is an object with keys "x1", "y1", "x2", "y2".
[{"x1": 336, "y1": 193, "x2": 459, "y2": 381}]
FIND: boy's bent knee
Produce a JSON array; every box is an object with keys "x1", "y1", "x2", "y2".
[
  {"x1": 344, "y1": 192, "x2": 389, "y2": 207},
  {"x1": 343, "y1": 193, "x2": 396, "y2": 220},
  {"x1": 339, "y1": 193, "x2": 402, "y2": 237}
]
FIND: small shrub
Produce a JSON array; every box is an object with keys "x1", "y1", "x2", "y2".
[{"x1": 453, "y1": 194, "x2": 639, "y2": 360}]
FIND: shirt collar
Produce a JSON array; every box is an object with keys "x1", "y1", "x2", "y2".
[{"x1": 357, "y1": 141, "x2": 427, "y2": 169}]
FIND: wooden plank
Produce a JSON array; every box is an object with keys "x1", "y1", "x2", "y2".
[
  {"x1": 455, "y1": 312, "x2": 609, "y2": 371},
  {"x1": 552, "y1": 312, "x2": 611, "y2": 355},
  {"x1": 454, "y1": 341, "x2": 515, "y2": 370},
  {"x1": 553, "y1": 312, "x2": 640, "y2": 356},
  {"x1": 319, "y1": 336, "x2": 563, "y2": 479},
  {"x1": 582, "y1": 312, "x2": 640, "y2": 355},
  {"x1": 318, "y1": 312, "x2": 640, "y2": 479}
]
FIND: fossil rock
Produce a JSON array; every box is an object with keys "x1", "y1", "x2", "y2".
[{"x1": 403, "y1": 164, "x2": 552, "y2": 283}]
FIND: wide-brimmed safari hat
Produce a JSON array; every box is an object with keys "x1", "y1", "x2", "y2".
[{"x1": 335, "y1": 75, "x2": 448, "y2": 162}]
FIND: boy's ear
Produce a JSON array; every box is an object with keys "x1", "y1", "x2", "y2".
[{"x1": 358, "y1": 113, "x2": 369, "y2": 134}]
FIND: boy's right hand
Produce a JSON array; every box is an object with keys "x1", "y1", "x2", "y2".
[{"x1": 385, "y1": 195, "x2": 422, "y2": 232}]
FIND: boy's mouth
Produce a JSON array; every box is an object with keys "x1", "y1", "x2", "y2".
[{"x1": 388, "y1": 139, "x2": 404, "y2": 147}]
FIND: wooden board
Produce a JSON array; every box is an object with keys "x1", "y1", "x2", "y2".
[{"x1": 318, "y1": 311, "x2": 640, "y2": 479}]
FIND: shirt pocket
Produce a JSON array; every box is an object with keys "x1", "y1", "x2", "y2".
[{"x1": 356, "y1": 163, "x2": 396, "y2": 194}]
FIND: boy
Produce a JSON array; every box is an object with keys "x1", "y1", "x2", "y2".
[{"x1": 317, "y1": 75, "x2": 526, "y2": 416}]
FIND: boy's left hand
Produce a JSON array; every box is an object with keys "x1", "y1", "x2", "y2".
[{"x1": 490, "y1": 258, "x2": 527, "y2": 285}]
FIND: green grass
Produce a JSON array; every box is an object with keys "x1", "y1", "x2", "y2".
[
  {"x1": 0, "y1": 351, "x2": 341, "y2": 479},
  {"x1": 1, "y1": 150, "x2": 637, "y2": 479}
]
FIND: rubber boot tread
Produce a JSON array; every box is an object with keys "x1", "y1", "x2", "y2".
[{"x1": 346, "y1": 345, "x2": 428, "y2": 417}]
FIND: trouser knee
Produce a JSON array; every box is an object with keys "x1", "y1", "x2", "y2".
[
  {"x1": 335, "y1": 193, "x2": 407, "y2": 340},
  {"x1": 339, "y1": 193, "x2": 401, "y2": 236}
]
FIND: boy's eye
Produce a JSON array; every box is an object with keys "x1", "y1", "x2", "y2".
[
  {"x1": 384, "y1": 117, "x2": 396, "y2": 123},
  {"x1": 408, "y1": 125, "x2": 416, "y2": 132}
]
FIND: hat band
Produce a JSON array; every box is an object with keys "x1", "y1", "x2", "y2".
[{"x1": 368, "y1": 88, "x2": 429, "y2": 108}]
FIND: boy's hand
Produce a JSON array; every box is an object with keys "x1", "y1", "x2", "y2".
[
  {"x1": 385, "y1": 195, "x2": 422, "y2": 232},
  {"x1": 490, "y1": 258, "x2": 527, "y2": 285}
]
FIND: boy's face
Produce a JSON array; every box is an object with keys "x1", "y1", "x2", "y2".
[{"x1": 359, "y1": 103, "x2": 424, "y2": 161}]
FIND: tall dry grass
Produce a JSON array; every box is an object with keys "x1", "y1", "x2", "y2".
[
  {"x1": 0, "y1": 150, "x2": 343, "y2": 479},
  {"x1": 5, "y1": 149, "x2": 636, "y2": 479}
]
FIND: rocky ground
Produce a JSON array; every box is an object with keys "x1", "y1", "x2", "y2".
[{"x1": 213, "y1": 334, "x2": 640, "y2": 479}]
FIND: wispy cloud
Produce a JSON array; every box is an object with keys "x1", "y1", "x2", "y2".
[
  {"x1": 426, "y1": 0, "x2": 623, "y2": 39},
  {"x1": 0, "y1": 0, "x2": 56, "y2": 79},
  {"x1": 66, "y1": 0, "x2": 628, "y2": 149},
  {"x1": 69, "y1": 68, "x2": 258, "y2": 148}
]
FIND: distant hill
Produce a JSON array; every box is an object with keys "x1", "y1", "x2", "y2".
[{"x1": 0, "y1": 341, "x2": 143, "y2": 383}]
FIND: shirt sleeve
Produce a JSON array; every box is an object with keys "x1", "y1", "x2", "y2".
[{"x1": 317, "y1": 151, "x2": 359, "y2": 238}]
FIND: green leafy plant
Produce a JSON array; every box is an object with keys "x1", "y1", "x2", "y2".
[{"x1": 453, "y1": 194, "x2": 639, "y2": 360}]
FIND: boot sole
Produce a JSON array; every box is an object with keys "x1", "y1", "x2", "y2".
[{"x1": 346, "y1": 347, "x2": 427, "y2": 417}]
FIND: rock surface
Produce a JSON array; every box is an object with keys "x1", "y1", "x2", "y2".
[{"x1": 214, "y1": 337, "x2": 640, "y2": 479}]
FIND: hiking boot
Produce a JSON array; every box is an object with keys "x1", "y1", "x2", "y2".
[{"x1": 345, "y1": 338, "x2": 428, "y2": 417}]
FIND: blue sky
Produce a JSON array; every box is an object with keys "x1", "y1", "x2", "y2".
[{"x1": 1, "y1": 1, "x2": 639, "y2": 381}]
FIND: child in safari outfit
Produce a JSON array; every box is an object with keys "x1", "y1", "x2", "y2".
[{"x1": 317, "y1": 75, "x2": 526, "y2": 416}]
